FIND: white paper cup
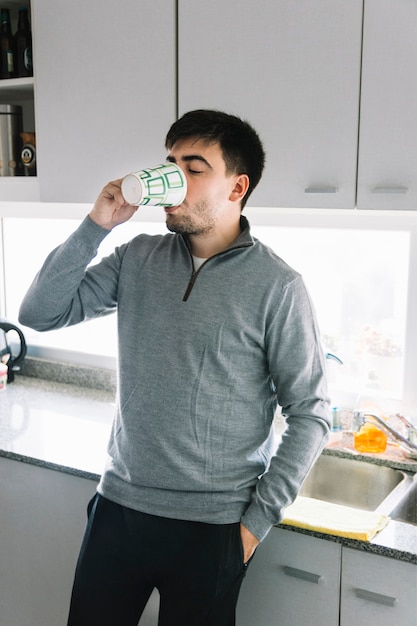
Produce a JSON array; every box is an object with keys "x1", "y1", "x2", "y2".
[{"x1": 121, "y1": 163, "x2": 187, "y2": 207}]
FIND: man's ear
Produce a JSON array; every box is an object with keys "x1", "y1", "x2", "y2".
[{"x1": 229, "y1": 174, "x2": 250, "y2": 203}]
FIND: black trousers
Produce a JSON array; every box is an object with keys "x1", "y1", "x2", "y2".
[{"x1": 67, "y1": 493, "x2": 251, "y2": 626}]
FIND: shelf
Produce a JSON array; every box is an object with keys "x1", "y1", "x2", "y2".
[
  {"x1": 0, "y1": 77, "x2": 34, "y2": 101},
  {"x1": 0, "y1": 177, "x2": 39, "y2": 202},
  {"x1": 2, "y1": 0, "x2": 30, "y2": 14}
]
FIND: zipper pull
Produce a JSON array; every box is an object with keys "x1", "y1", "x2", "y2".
[{"x1": 183, "y1": 271, "x2": 198, "y2": 301}]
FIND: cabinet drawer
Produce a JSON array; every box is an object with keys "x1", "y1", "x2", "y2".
[
  {"x1": 237, "y1": 527, "x2": 341, "y2": 626},
  {"x1": 341, "y1": 547, "x2": 417, "y2": 626}
]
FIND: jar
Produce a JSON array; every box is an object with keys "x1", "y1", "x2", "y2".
[{"x1": 354, "y1": 422, "x2": 387, "y2": 453}]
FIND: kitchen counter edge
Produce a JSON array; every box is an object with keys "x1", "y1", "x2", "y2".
[{"x1": 1, "y1": 367, "x2": 416, "y2": 565}]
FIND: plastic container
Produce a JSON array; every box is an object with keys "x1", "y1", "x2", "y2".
[
  {"x1": 354, "y1": 422, "x2": 387, "y2": 453},
  {"x1": 328, "y1": 407, "x2": 343, "y2": 443},
  {"x1": 0, "y1": 104, "x2": 23, "y2": 176}
]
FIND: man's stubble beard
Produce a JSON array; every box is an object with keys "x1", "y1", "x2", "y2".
[{"x1": 166, "y1": 200, "x2": 217, "y2": 236}]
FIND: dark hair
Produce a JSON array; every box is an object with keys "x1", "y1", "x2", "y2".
[{"x1": 165, "y1": 109, "x2": 265, "y2": 209}]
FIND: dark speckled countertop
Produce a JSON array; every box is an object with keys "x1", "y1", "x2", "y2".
[
  {"x1": 325, "y1": 431, "x2": 417, "y2": 473},
  {"x1": 1, "y1": 365, "x2": 417, "y2": 564}
]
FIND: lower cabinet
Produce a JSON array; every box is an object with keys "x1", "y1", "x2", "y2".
[
  {"x1": 237, "y1": 526, "x2": 417, "y2": 626},
  {"x1": 0, "y1": 456, "x2": 160, "y2": 626},
  {"x1": 236, "y1": 527, "x2": 341, "y2": 626},
  {"x1": 0, "y1": 456, "x2": 98, "y2": 626},
  {"x1": 340, "y1": 547, "x2": 417, "y2": 626},
  {"x1": 2, "y1": 459, "x2": 415, "y2": 626}
]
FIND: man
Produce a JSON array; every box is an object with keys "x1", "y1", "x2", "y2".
[{"x1": 19, "y1": 109, "x2": 330, "y2": 625}]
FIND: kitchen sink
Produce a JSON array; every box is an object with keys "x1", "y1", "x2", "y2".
[
  {"x1": 299, "y1": 454, "x2": 410, "y2": 512},
  {"x1": 384, "y1": 474, "x2": 417, "y2": 526}
]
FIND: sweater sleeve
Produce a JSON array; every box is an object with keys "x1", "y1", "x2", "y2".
[
  {"x1": 19, "y1": 216, "x2": 119, "y2": 331},
  {"x1": 241, "y1": 276, "x2": 331, "y2": 542}
]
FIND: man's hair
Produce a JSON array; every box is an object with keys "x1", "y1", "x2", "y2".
[{"x1": 165, "y1": 110, "x2": 265, "y2": 209}]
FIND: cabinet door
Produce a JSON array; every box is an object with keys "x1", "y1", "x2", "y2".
[
  {"x1": 0, "y1": 457, "x2": 98, "y2": 626},
  {"x1": 32, "y1": 0, "x2": 176, "y2": 203},
  {"x1": 178, "y1": 0, "x2": 362, "y2": 209},
  {"x1": 236, "y1": 527, "x2": 341, "y2": 626},
  {"x1": 340, "y1": 547, "x2": 417, "y2": 626},
  {"x1": 357, "y1": 0, "x2": 417, "y2": 210}
]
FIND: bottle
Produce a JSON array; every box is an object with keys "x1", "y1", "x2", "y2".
[
  {"x1": 354, "y1": 371, "x2": 388, "y2": 453},
  {"x1": 14, "y1": 7, "x2": 33, "y2": 78},
  {"x1": 0, "y1": 8, "x2": 16, "y2": 79},
  {"x1": 328, "y1": 407, "x2": 343, "y2": 444},
  {"x1": 20, "y1": 131, "x2": 36, "y2": 176}
]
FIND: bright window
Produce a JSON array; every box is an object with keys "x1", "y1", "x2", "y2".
[
  {"x1": 1, "y1": 212, "x2": 414, "y2": 416},
  {"x1": 251, "y1": 225, "x2": 409, "y2": 409},
  {"x1": 2, "y1": 217, "x2": 166, "y2": 368}
]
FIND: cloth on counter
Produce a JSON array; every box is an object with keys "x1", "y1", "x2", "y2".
[{"x1": 281, "y1": 496, "x2": 390, "y2": 541}]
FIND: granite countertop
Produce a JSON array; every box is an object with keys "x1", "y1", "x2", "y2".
[
  {"x1": 1, "y1": 372, "x2": 417, "y2": 564},
  {"x1": 279, "y1": 433, "x2": 417, "y2": 563},
  {"x1": 325, "y1": 431, "x2": 417, "y2": 473},
  {"x1": 0, "y1": 374, "x2": 114, "y2": 480}
]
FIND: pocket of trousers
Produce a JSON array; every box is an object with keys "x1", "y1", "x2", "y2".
[
  {"x1": 86, "y1": 492, "x2": 99, "y2": 518},
  {"x1": 235, "y1": 523, "x2": 257, "y2": 571}
]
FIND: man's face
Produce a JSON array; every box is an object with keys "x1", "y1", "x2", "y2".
[{"x1": 165, "y1": 137, "x2": 237, "y2": 237}]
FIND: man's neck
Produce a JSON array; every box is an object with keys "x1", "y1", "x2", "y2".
[{"x1": 189, "y1": 220, "x2": 242, "y2": 258}]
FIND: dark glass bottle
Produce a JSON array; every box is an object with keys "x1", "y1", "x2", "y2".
[
  {"x1": 0, "y1": 8, "x2": 16, "y2": 79},
  {"x1": 14, "y1": 7, "x2": 33, "y2": 77}
]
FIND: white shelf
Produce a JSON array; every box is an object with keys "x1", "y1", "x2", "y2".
[
  {"x1": 0, "y1": 77, "x2": 34, "y2": 101},
  {"x1": 0, "y1": 177, "x2": 39, "y2": 202}
]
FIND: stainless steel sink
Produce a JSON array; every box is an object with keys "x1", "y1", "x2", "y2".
[
  {"x1": 300, "y1": 454, "x2": 410, "y2": 511},
  {"x1": 384, "y1": 474, "x2": 417, "y2": 525}
]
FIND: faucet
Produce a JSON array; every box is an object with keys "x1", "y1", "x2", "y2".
[
  {"x1": 353, "y1": 411, "x2": 417, "y2": 457},
  {"x1": 325, "y1": 352, "x2": 343, "y2": 365}
]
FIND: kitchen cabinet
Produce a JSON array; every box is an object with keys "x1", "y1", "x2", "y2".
[
  {"x1": 0, "y1": 0, "x2": 38, "y2": 201},
  {"x1": 0, "y1": 456, "x2": 160, "y2": 625},
  {"x1": 0, "y1": 456, "x2": 98, "y2": 626},
  {"x1": 178, "y1": 0, "x2": 363, "y2": 209},
  {"x1": 4, "y1": 0, "x2": 417, "y2": 210},
  {"x1": 357, "y1": 0, "x2": 417, "y2": 210},
  {"x1": 237, "y1": 526, "x2": 417, "y2": 626},
  {"x1": 32, "y1": 0, "x2": 176, "y2": 203},
  {"x1": 236, "y1": 527, "x2": 341, "y2": 626},
  {"x1": 340, "y1": 547, "x2": 417, "y2": 626}
]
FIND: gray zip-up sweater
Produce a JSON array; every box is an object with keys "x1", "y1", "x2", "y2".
[{"x1": 19, "y1": 215, "x2": 330, "y2": 541}]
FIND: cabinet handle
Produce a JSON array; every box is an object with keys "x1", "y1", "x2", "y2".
[
  {"x1": 372, "y1": 186, "x2": 408, "y2": 194},
  {"x1": 354, "y1": 588, "x2": 397, "y2": 607},
  {"x1": 283, "y1": 565, "x2": 322, "y2": 584},
  {"x1": 304, "y1": 186, "x2": 338, "y2": 194}
]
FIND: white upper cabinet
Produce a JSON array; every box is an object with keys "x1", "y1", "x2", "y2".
[
  {"x1": 32, "y1": 0, "x2": 176, "y2": 203},
  {"x1": 357, "y1": 0, "x2": 417, "y2": 210},
  {"x1": 178, "y1": 0, "x2": 363, "y2": 209},
  {"x1": 6, "y1": 1, "x2": 417, "y2": 210}
]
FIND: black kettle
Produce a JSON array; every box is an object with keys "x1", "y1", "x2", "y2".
[{"x1": 0, "y1": 320, "x2": 27, "y2": 382}]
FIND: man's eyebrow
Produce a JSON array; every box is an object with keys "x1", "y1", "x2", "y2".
[{"x1": 167, "y1": 154, "x2": 213, "y2": 169}]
